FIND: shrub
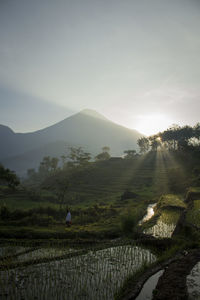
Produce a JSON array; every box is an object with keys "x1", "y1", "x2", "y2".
[
  {"x1": 120, "y1": 213, "x2": 138, "y2": 234},
  {"x1": 167, "y1": 168, "x2": 188, "y2": 193},
  {"x1": 0, "y1": 205, "x2": 10, "y2": 220},
  {"x1": 121, "y1": 190, "x2": 138, "y2": 201}
]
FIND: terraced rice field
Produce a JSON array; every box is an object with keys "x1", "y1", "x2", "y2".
[
  {"x1": 144, "y1": 209, "x2": 181, "y2": 238},
  {"x1": 0, "y1": 244, "x2": 156, "y2": 300}
]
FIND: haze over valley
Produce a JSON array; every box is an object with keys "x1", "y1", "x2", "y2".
[{"x1": 0, "y1": 109, "x2": 143, "y2": 175}]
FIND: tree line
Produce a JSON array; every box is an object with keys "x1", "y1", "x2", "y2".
[
  {"x1": 137, "y1": 123, "x2": 200, "y2": 153},
  {"x1": 26, "y1": 146, "x2": 139, "y2": 180},
  {"x1": 28, "y1": 122, "x2": 200, "y2": 182},
  {"x1": 0, "y1": 164, "x2": 20, "y2": 189}
]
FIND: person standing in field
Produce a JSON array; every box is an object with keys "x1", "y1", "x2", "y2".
[{"x1": 66, "y1": 209, "x2": 71, "y2": 227}]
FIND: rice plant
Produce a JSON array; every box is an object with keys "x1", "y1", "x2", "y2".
[{"x1": 0, "y1": 245, "x2": 156, "y2": 300}]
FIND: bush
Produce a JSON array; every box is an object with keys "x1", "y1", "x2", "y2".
[
  {"x1": 0, "y1": 205, "x2": 10, "y2": 220},
  {"x1": 167, "y1": 168, "x2": 188, "y2": 193},
  {"x1": 120, "y1": 213, "x2": 138, "y2": 234},
  {"x1": 121, "y1": 190, "x2": 138, "y2": 201}
]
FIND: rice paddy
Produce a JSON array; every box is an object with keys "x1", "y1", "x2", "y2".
[
  {"x1": 0, "y1": 246, "x2": 31, "y2": 258},
  {"x1": 144, "y1": 209, "x2": 180, "y2": 238},
  {"x1": 0, "y1": 244, "x2": 156, "y2": 300}
]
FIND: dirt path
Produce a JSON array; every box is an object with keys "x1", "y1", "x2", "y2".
[{"x1": 152, "y1": 249, "x2": 200, "y2": 300}]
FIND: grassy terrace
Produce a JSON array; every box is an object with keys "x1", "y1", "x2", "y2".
[
  {"x1": 185, "y1": 188, "x2": 200, "y2": 228},
  {"x1": 156, "y1": 194, "x2": 186, "y2": 210},
  {"x1": 186, "y1": 200, "x2": 200, "y2": 227},
  {"x1": 141, "y1": 194, "x2": 186, "y2": 238},
  {"x1": 0, "y1": 152, "x2": 181, "y2": 211}
]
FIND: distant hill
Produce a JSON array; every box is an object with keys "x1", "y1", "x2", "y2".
[{"x1": 0, "y1": 109, "x2": 143, "y2": 175}]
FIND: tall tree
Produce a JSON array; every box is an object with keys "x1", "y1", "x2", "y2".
[
  {"x1": 42, "y1": 170, "x2": 69, "y2": 209},
  {"x1": 68, "y1": 147, "x2": 91, "y2": 166},
  {"x1": 51, "y1": 157, "x2": 59, "y2": 171},
  {"x1": 149, "y1": 135, "x2": 161, "y2": 151},
  {"x1": 102, "y1": 146, "x2": 110, "y2": 153},
  {"x1": 123, "y1": 150, "x2": 137, "y2": 159},
  {"x1": 95, "y1": 146, "x2": 111, "y2": 161},
  {"x1": 0, "y1": 164, "x2": 20, "y2": 189},
  {"x1": 137, "y1": 137, "x2": 150, "y2": 154}
]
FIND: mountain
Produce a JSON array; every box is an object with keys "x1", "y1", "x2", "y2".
[{"x1": 0, "y1": 109, "x2": 143, "y2": 175}]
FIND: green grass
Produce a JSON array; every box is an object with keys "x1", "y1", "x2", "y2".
[
  {"x1": 0, "y1": 197, "x2": 59, "y2": 210},
  {"x1": 159, "y1": 209, "x2": 181, "y2": 225},
  {"x1": 0, "y1": 221, "x2": 121, "y2": 240},
  {"x1": 185, "y1": 187, "x2": 200, "y2": 202},
  {"x1": 1, "y1": 151, "x2": 187, "y2": 211},
  {"x1": 31, "y1": 151, "x2": 176, "y2": 206},
  {"x1": 186, "y1": 200, "x2": 200, "y2": 227},
  {"x1": 157, "y1": 194, "x2": 186, "y2": 209},
  {"x1": 187, "y1": 187, "x2": 200, "y2": 193},
  {"x1": 0, "y1": 187, "x2": 60, "y2": 210}
]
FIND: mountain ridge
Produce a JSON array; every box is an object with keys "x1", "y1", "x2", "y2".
[{"x1": 0, "y1": 109, "x2": 143, "y2": 175}]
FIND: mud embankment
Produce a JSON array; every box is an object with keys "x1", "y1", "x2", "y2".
[{"x1": 152, "y1": 249, "x2": 200, "y2": 300}]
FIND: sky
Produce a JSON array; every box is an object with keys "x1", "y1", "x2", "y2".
[{"x1": 0, "y1": 0, "x2": 200, "y2": 136}]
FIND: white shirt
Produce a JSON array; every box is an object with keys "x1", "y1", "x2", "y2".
[{"x1": 66, "y1": 212, "x2": 71, "y2": 222}]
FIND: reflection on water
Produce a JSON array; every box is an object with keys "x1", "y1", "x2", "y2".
[
  {"x1": 136, "y1": 269, "x2": 164, "y2": 300},
  {"x1": 0, "y1": 245, "x2": 156, "y2": 300},
  {"x1": 139, "y1": 204, "x2": 156, "y2": 225},
  {"x1": 0, "y1": 246, "x2": 29, "y2": 258},
  {"x1": 17, "y1": 247, "x2": 78, "y2": 262},
  {"x1": 187, "y1": 261, "x2": 200, "y2": 300}
]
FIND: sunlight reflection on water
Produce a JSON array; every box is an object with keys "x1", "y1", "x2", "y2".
[{"x1": 139, "y1": 204, "x2": 156, "y2": 225}]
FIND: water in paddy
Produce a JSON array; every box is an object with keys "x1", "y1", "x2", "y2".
[
  {"x1": 139, "y1": 204, "x2": 156, "y2": 225},
  {"x1": 144, "y1": 220, "x2": 176, "y2": 238},
  {"x1": 16, "y1": 247, "x2": 78, "y2": 262},
  {"x1": 136, "y1": 270, "x2": 164, "y2": 300},
  {"x1": 0, "y1": 246, "x2": 30, "y2": 258},
  {"x1": 139, "y1": 203, "x2": 175, "y2": 238},
  {"x1": 187, "y1": 261, "x2": 200, "y2": 300},
  {"x1": 144, "y1": 210, "x2": 180, "y2": 238},
  {"x1": 0, "y1": 246, "x2": 77, "y2": 265},
  {"x1": 0, "y1": 245, "x2": 156, "y2": 300}
]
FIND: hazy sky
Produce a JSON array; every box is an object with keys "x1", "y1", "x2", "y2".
[{"x1": 0, "y1": 0, "x2": 200, "y2": 135}]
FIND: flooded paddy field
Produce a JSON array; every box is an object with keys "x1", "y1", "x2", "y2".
[
  {"x1": 0, "y1": 246, "x2": 33, "y2": 258},
  {"x1": 14, "y1": 247, "x2": 79, "y2": 263},
  {"x1": 143, "y1": 207, "x2": 181, "y2": 238},
  {"x1": 136, "y1": 269, "x2": 164, "y2": 300},
  {"x1": 0, "y1": 244, "x2": 156, "y2": 300}
]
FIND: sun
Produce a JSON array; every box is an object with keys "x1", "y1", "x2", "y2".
[{"x1": 133, "y1": 114, "x2": 173, "y2": 136}]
